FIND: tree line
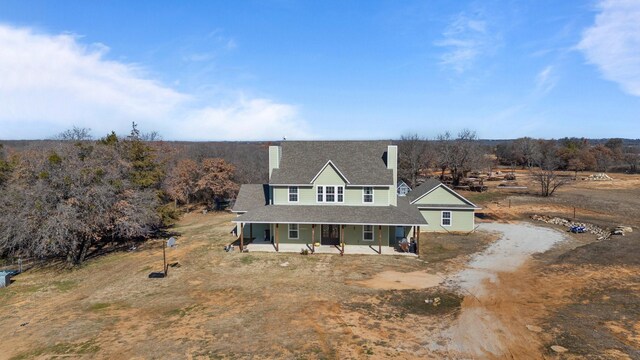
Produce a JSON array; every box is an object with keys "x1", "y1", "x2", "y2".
[
  {"x1": 397, "y1": 132, "x2": 640, "y2": 197},
  {"x1": 0, "y1": 125, "x2": 238, "y2": 265}
]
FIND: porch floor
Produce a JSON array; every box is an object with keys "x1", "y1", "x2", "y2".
[{"x1": 242, "y1": 241, "x2": 416, "y2": 256}]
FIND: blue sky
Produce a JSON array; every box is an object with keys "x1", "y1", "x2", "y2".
[{"x1": 0, "y1": 0, "x2": 638, "y2": 140}]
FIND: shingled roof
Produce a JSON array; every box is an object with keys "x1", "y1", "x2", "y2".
[
  {"x1": 233, "y1": 196, "x2": 427, "y2": 226},
  {"x1": 269, "y1": 141, "x2": 394, "y2": 186},
  {"x1": 408, "y1": 178, "x2": 478, "y2": 208},
  {"x1": 407, "y1": 178, "x2": 442, "y2": 202},
  {"x1": 232, "y1": 184, "x2": 269, "y2": 212}
]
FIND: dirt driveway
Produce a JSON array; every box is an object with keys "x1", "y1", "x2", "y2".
[{"x1": 437, "y1": 222, "x2": 569, "y2": 358}]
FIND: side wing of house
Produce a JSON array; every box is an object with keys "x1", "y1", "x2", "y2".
[{"x1": 411, "y1": 182, "x2": 478, "y2": 232}]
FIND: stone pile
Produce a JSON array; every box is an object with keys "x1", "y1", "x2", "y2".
[
  {"x1": 530, "y1": 214, "x2": 611, "y2": 240},
  {"x1": 583, "y1": 173, "x2": 613, "y2": 181}
]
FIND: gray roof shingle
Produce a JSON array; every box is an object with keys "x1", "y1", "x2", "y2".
[
  {"x1": 269, "y1": 141, "x2": 394, "y2": 185},
  {"x1": 408, "y1": 178, "x2": 478, "y2": 209},
  {"x1": 234, "y1": 198, "x2": 427, "y2": 226},
  {"x1": 232, "y1": 184, "x2": 269, "y2": 212},
  {"x1": 407, "y1": 178, "x2": 442, "y2": 202}
]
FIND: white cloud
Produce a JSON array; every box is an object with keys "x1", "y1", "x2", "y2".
[
  {"x1": 0, "y1": 24, "x2": 307, "y2": 140},
  {"x1": 577, "y1": 0, "x2": 640, "y2": 96},
  {"x1": 435, "y1": 12, "x2": 495, "y2": 73},
  {"x1": 535, "y1": 65, "x2": 557, "y2": 95},
  {"x1": 179, "y1": 98, "x2": 307, "y2": 141}
]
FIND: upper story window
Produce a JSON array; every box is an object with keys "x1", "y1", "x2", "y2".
[
  {"x1": 316, "y1": 186, "x2": 344, "y2": 203},
  {"x1": 363, "y1": 187, "x2": 373, "y2": 203},
  {"x1": 288, "y1": 186, "x2": 298, "y2": 202},
  {"x1": 441, "y1": 211, "x2": 452, "y2": 226}
]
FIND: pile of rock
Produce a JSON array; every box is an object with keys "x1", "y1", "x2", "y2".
[
  {"x1": 583, "y1": 173, "x2": 613, "y2": 181},
  {"x1": 530, "y1": 214, "x2": 611, "y2": 240}
]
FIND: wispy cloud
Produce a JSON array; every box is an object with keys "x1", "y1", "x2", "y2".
[
  {"x1": 577, "y1": 0, "x2": 640, "y2": 96},
  {"x1": 535, "y1": 65, "x2": 557, "y2": 95},
  {"x1": 0, "y1": 24, "x2": 308, "y2": 140},
  {"x1": 435, "y1": 11, "x2": 496, "y2": 74}
]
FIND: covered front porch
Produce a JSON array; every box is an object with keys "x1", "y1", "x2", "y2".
[{"x1": 235, "y1": 222, "x2": 422, "y2": 256}]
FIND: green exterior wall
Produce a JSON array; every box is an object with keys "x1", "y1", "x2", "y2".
[
  {"x1": 387, "y1": 145, "x2": 397, "y2": 206},
  {"x1": 268, "y1": 223, "x2": 391, "y2": 246},
  {"x1": 271, "y1": 163, "x2": 392, "y2": 206},
  {"x1": 419, "y1": 209, "x2": 475, "y2": 232},
  {"x1": 268, "y1": 146, "x2": 280, "y2": 178},
  {"x1": 414, "y1": 186, "x2": 468, "y2": 205},
  {"x1": 240, "y1": 223, "x2": 271, "y2": 241}
]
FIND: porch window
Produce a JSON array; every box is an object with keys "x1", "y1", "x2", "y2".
[
  {"x1": 442, "y1": 211, "x2": 452, "y2": 226},
  {"x1": 317, "y1": 186, "x2": 323, "y2": 202},
  {"x1": 288, "y1": 186, "x2": 298, "y2": 202},
  {"x1": 289, "y1": 224, "x2": 299, "y2": 239},
  {"x1": 363, "y1": 225, "x2": 373, "y2": 241},
  {"x1": 363, "y1": 187, "x2": 373, "y2": 203}
]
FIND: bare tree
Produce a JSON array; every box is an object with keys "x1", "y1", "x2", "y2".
[
  {"x1": 398, "y1": 133, "x2": 432, "y2": 187},
  {"x1": 436, "y1": 129, "x2": 485, "y2": 185},
  {"x1": 513, "y1": 137, "x2": 541, "y2": 168},
  {"x1": 530, "y1": 142, "x2": 569, "y2": 197},
  {"x1": 54, "y1": 126, "x2": 93, "y2": 141}
]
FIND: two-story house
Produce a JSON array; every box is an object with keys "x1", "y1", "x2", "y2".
[
  {"x1": 232, "y1": 141, "x2": 425, "y2": 254},
  {"x1": 232, "y1": 141, "x2": 478, "y2": 254}
]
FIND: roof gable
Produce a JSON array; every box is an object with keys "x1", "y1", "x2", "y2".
[
  {"x1": 310, "y1": 160, "x2": 350, "y2": 185},
  {"x1": 409, "y1": 179, "x2": 478, "y2": 208}
]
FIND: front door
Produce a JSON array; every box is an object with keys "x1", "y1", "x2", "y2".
[{"x1": 321, "y1": 224, "x2": 340, "y2": 245}]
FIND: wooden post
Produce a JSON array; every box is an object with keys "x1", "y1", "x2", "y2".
[
  {"x1": 163, "y1": 240, "x2": 167, "y2": 276},
  {"x1": 340, "y1": 225, "x2": 345, "y2": 256},
  {"x1": 378, "y1": 225, "x2": 382, "y2": 255},
  {"x1": 312, "y1": 224, "x2": 315, "y2": 253},
  {"x1": 416, "y1": 226, "x2": 420, "y2": 255},
  {"x1": 249, "y1": 223, "x2": 253, "y2": 242},
  {"x1": 239, "y1": 223, "x2": 244, "y2": 252},
  {"x1": 275, "y1": 224, "x2": 279, "y2": 252},
  {"x1": 509, "y1": 199, "x2": 511, "y2": 208},
  {"x1": 573, "y1": 207, "x2": 576, "y2": 219}
]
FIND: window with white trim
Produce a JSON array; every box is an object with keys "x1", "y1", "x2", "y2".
[
  {"x1": 326, "y1": 186, "x2": 335, "y2": 202},
  {"x1": 289, "y1": 224, "x2": 299, "y2": 239},
  {"x1": 363, "y1": 187, "x2": 373, "y2": 203},
  {"x1": 288, "y1": 186, "x2": 298, "y2": 202},
  {"x1": 363, "y1": 225, "x2": 374, "y2": 241},
  {"x1": 316, "y1": 186, "x2": 344, "y2": 203},
  {"x1": 441, "y1": 211, "x2": 452, "y2": 226}
]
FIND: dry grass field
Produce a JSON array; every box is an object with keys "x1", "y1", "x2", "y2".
[{"x1": 1, "y1": 171, "x2": 638, "y2": 359}]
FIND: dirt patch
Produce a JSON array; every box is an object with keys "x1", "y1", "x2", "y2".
[
  {"x1": 557, "y1": 233, "x2": 640, "y2": 266},
  {"x1": 353, "y1": 270, "x2": 442, "y2": 290}
]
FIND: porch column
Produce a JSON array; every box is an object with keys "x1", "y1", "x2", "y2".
[
  {"x1": 416, "y1": 226, "x2": 420, "y2": 255},
  {"x1": 311, "y1": 224, "x2": 316, "y2": 253},
  {"x1": 275, "y1": 223, "x2": 280, "y2": 252},
  {"x1": 378, "y1": 225, "x2": 382, "y2": 255},
  {"x1": 239, "y1": 223, "x2": 244, "y2": 252},
  {"x1": 340, "y1": 224, "x2": 345, "y2": 256}
]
